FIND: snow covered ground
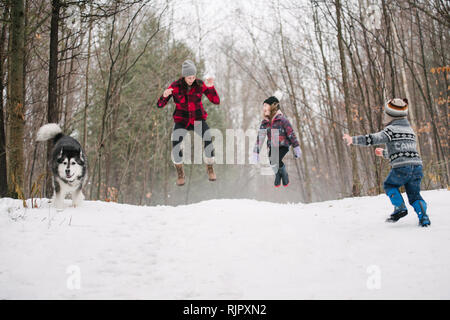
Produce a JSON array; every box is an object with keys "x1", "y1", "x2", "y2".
[{"x1": 0, "y1": 189, "x2": 449, "y2": 300}]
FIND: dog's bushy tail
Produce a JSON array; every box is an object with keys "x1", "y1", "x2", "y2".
[{"x1": 36, "y1": 123, "x2": 63, "y2": 143}]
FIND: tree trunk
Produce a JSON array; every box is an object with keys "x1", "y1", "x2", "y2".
[
  {"x1": 276, "y1": 10, "x2": 312, "y2": 202},
  {"x1": 46, "y1": 0, "x2": 60, "y2": 197},
  {"x1": 0, "y1": 5, "x2": 9, "y2": 197},
  {"x1": 335, "y1": 0, "x2": 360, "y2": 196},
  {"x1": 381, "y1": 0, "x2": 397, "y2": 97},
  {"x1": 7, "y1": 0, "x2": 25, "y2": 198},
  {"x1": 312, "y1": 5, "x2": 347, "y2": 192},
  {"x1": 415, "y1": 10, "x2": 448, "y2": 186},
  {"x1": 83, "y1": 11, "x2": 93, "y2": 151}
]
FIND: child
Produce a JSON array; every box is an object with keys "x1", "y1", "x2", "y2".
[
  {"x1": 343, "y1": 98, "x2": 430, "y2": 227},
  {"x1": 252, "y1": 93, "x2": 302, "y2": 187}
]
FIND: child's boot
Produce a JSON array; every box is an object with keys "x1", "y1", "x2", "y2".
[
  {"x1": 385, "y1": 188, "x2": 407, "y2": 222},
  {"x1": 412, "y1": 200, "x2": 430, "y2": 227},
  {"x1": 385, "y1": 203, "x2": 408, "y2": 222},
  {"x1": 279, "y1": 164, "x2": 289, "y2": 187},
  {"x1": 271, "y1": 164, "x2": 282, "y2": 187}
]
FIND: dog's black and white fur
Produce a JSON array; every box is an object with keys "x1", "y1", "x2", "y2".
[{"x1": 37, "y1": 124, "x2": 87, "y2": 210}]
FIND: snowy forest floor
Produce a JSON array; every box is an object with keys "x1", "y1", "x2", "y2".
[{"x1": 0, "y1": 189, "x2": 449, "y2": 299}]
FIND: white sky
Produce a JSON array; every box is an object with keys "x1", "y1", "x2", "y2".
[{"x1": 165, "y1": 0, "x2": 278, "y2": 74}]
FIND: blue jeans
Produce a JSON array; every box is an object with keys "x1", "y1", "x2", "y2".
[{"x1": 383, "y1": 165, "x2": 425, "y2": 209}]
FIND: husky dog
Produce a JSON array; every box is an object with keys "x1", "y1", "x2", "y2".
[{"x1": 37, "y1": 124, "x2": 87, "y2": 210}]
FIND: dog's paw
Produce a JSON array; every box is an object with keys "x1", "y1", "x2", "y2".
[
  {"x1": 72, "y1": 198, "x2": 83, "y2": 208},
  {"x1": 54, "y1": 200, "x2": 64, "y2": 211},
  {"x1": 72, "y1": 192, "x2": 84, "y2": 208}
]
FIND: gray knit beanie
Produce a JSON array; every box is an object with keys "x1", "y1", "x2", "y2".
[
  {"x1": 384, "y1": 98, "x2": 408, "y2": 117},
  {"x1": 181, "y1": 60, "x2": 197, "y2": 77}
]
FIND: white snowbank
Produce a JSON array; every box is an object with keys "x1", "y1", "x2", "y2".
[{"x1": 0, "y1": 189, "x2": 449, "y2": 299}]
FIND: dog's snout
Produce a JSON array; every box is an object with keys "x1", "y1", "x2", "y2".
[{"x1": 65, "y1": 169, "x2": 70, "y2": 174}]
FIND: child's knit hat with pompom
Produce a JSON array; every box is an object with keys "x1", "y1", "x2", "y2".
[
  {"x1": 384, "y1": 98, "x2": 408, "y2": 117},
  {"x1": 263, "y1": 91, "x2": 284, "y2": 119},
  {"x1": 263, "y1": 90, "x2": 283, "y2": 106}
]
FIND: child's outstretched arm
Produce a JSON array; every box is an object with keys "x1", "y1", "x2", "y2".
[
  {"x1": 282, "y1": 118, "x2": 301, "y2": 158},
  {"x1": 343, "y1": 129, "x2": 391, "y2": 147}
]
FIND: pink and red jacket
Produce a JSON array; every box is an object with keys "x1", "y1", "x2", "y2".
[{"x1": 253, "y1": 111, "x2": 300, "y2": 154}]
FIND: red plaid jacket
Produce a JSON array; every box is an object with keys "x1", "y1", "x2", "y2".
[
  {"x1": 253, "y1": 111, "x2": 300, "y2": 154},
  {"x1": 157, "y1": 78, "x2": 220, "y2": 126}
]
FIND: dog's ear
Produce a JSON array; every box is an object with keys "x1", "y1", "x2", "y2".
[
  {"x1": 57, "y1": 148, "x2": 64, "y2": 161},
  {"x1": 79, "y1": 149, "x2": 85, "y2": 163}
]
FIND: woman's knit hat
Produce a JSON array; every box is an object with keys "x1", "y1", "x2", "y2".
[
  {"x1": 182, "y1": 60, "x2": 197, "y2": 77},
  {"x1": 384, "y1": 98, "x2": 408, "y2": 117}
]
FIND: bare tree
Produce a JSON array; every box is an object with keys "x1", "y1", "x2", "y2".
[
  {"x1": 0, "y1": 3, "x2": 9, "y2": 197},
  {"x1": 6, "y1": 0, "x2": 25, "y2": 198},
  {"x1": 335, "y1": 0, "x2": 360, "y2": 196}
]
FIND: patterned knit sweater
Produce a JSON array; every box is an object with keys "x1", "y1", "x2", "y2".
[{"x1": 352, "y1": 118, "x2": 422, "y2": 168}]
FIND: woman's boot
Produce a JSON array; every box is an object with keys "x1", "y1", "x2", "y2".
[
  {"x1": 206, "y1": 164, "x2": 216, "y2": 181},
  {"x1": 175, "y1": 163, "x2": 185, "y2": 186}
]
